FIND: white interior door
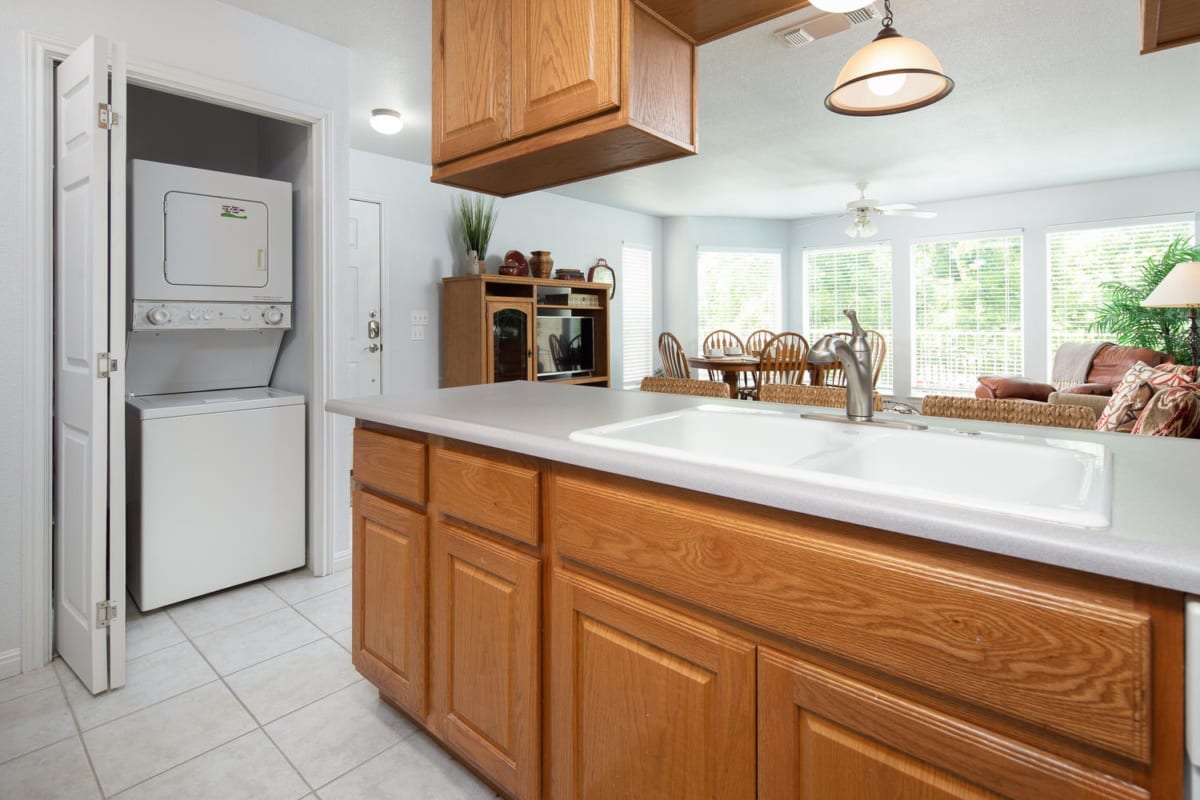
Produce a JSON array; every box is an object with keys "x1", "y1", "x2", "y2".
[
  {"x1": 347, "y1": 198, "x2": 383, "y2": 394},
  {"x1": 54, "y1": 35, "x2": 126, "y2": 694}
]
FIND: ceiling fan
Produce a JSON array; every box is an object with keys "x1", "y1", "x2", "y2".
[{"x1": 843, "y1": 181, "x2": 936, "y2": 238}]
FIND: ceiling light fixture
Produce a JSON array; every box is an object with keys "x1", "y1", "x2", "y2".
[
  {"x1": 809, "y1": 0, "x2": 874, "y2": 12},
  {"x1": 825, "y1": 0, "x2": 953, "y2": 117},
  {"x1": 845, "y1": 213, "x2": 878, "y2": 239},
  {"x1": 369, "y1": 108, "x2": 404, "y2": 135}
]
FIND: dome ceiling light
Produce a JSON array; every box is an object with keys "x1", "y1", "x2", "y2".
[
  {"x1": 825, "y1": 0, "x2": 954, "y2": 117},
  {"x1": 369, "y1": 108, "x2": 404, "y2": 135},
  {"x1": 809, "y1": 0, "x2": 874, "y2": 12}
]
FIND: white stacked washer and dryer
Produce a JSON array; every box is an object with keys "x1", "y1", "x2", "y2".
[{"x1": 125, "y1": 160, "x2": 305, "y2": 611}]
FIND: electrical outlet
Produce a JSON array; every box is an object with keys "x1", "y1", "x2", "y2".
[
  {"x1": 411, "y1": 325, "x2": 425, "y2": 341},
  {"x1": 411, "y1": 310, "x2": 430, "y2": 325}
]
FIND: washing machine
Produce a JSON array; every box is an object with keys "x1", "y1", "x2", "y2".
[{"x1": 125, "y1": 160, "x2": 305, "y2": 610}]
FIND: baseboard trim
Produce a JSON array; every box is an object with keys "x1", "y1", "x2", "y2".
[
  {"x1": 0, "y1": 648, "x2": 22, "y2": 679},
  {"x1": 333, "y1": 549, "x2": 352, "y2": 574}
]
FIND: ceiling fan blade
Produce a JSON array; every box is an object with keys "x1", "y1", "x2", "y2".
[
  {"x1": 875, "y1": 203, "x2": 915, "y2": 211},
  {"x1": 882, "y1": 209, "x2": 937, "y2": 219}
]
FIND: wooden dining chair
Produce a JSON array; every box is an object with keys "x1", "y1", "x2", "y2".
[
  {"x1": 817, "y1": 329, "x2": 887, "y2": 388},
  {"x1": 657, "y1": 332, "x2": 691, "y2": 379},
  {"x1": 757, "y1": 332, "x2": 809, "y2": 388},
  {"x1": 744, "y1": 329, "x2": 774, "y2": 356},
  {"x1": 639, "y1": 376, "x2": 731, "y2": 399},
  {"x1": 700, "y1": 329, "x2": 743, "y2": 380},
  {"x1": 758, "y1": 383, "x2": 883, "y2": 411}
]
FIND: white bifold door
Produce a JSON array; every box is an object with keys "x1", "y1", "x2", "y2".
[{"x1": 54, "y1": 34, "x2": 127, "y2": 694}]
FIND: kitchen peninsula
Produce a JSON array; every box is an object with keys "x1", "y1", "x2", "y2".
[{"x1": 328, "y1": 381, "x2": 1195, "y2": 799}]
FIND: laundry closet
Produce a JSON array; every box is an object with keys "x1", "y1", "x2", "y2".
[{"x1": 118, "y1": 86, "x2": 312, "y2": 611}]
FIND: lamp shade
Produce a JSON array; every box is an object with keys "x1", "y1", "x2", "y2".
[
  {"x1": 809, "y1": 0, "x2": 874, "y2": 11},
  {"x1": 826, "y1": 28, "x2": 953, "y2": 116},
  {"x1": 1142, "y1": 262, "x2": 1200, "y2": 308},
  {"x1": 369, "y1": 108, "x2": 404, "y2": 135}
]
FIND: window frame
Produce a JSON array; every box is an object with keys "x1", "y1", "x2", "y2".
[
  {"x1": 695, "y1": 246, "x2": 784, "y2": 347},
  {"x1": 620, "y1": 243, "x2": 655, "y2": 390}
]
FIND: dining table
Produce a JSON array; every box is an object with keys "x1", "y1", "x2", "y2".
[{"x1": 687, "y1": 354, "x2": 760, "y2": 397}]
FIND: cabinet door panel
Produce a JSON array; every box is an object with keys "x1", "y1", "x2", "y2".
[
  {"x1": 432, "y1": 523, "x2": 540, "y2": 800},
  {"x1": 352, "y1": 489, "x2": 426, "y2": 717},
  {"x1": 512, "y1": 0, "x2": 622, "y2": 137},
  {"x1": 550, "y1": 570, "x2": 755, "y2": 800},
  {"x1": 487, "y1": 300, "x2": 534, "y2": 382},
  {"x1": 757, "y1": 647, "x2": 1147, "y2": 800},
  {"x1": 433, "y1": 0, "x2": 511, "y2": 163}
]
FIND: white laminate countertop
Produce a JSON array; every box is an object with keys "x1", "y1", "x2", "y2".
[{"x1": 327, "y1": 381, "x2": 1200, "y2": 593}]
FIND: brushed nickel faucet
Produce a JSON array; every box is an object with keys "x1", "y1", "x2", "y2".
[{"x1": 808, "y1": 309, "x2": 874, "y2": 422}]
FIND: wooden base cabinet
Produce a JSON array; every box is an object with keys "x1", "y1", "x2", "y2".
[
  {"x1": 431, "y1": 522, "x2": 541, "y2": 800},
  {"x1": 757, "y1": 647, "x2": 1149, "y2": 800},
  {"x1": 549, "y1": 570, "x2": 756, "y2": 800},
  {"x1": 351, "y1": 488, "x2": 427, "y2": 717}
]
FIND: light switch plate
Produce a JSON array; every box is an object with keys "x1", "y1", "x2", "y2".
[
  {"x1": 411, "y1": 325, "x2": 425, "y2": 341},
  {"x1": 411, "y1": 310, "x2": 430, "y2": 325}
]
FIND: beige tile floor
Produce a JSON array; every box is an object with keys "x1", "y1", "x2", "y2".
[{"x1": 0, "y1": 569, "x2": 501, "y2": 800}]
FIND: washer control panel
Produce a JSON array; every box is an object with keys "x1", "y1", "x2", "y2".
[{"x1": 131, "y1": 301, "x2": 292, "y2": 331}]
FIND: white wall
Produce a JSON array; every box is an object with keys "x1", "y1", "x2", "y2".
[
  {"x1": 3, "y1": 0, "x2": 349, "y2": 672},
  {"x1": 789, "y1": 170, "x2": 1200, "y2": 399},
  {"x1": 660, "y1": 217, "x2": 792, "y2": 356}
]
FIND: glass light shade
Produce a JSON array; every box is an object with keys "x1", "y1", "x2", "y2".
[
  {"x1": 809, "y1": 0, "x2": 874, "y2": 11},
  {"x1": 369, "y1": 108, "x2": 404, "y2": 135},
  {"x1": 826, "y1": 29, "x2": 953, "y2": 116},
  {"x1": 846, "y1": 218, "x2": 877, "y2": 238},
  {"x1": 1142, "y1": 262, "x2": 1200, "y2": 307}
]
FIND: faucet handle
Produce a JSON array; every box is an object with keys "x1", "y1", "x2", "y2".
[{"x1": 843, "y1": 308, "x2": 867, "y2": 339}]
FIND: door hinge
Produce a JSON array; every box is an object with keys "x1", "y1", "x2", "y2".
[
  {"x1": 98, "y1": 103, "x2": 118, "y2": 129},
  {"x1": 95, "y1": 600, "x2": 118, "y2": 629},
  {"x1": 98, "y1": 352, "x2": 119, "y2": 378},
  {"x1": 349, "y1": 470, "x2": 355, "y2": 506}
]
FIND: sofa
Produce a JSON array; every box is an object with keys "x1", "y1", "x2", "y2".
[{"x1": 975, "y1": 343, "x2": 1175, "y2": 402}]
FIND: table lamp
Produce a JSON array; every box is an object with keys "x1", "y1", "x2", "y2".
[{"x1": 1142, "y1": 260, "x2": 1200, "y2": 367}]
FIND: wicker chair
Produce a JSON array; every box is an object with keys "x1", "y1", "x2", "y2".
[
  {"x1": 744, "y1": 329, "x2": 774, "y2": 356},
  {"x1": 817, "y1": 330, "x2": 888, "y2": 388},
  {"x1": 921, "y1": 395, "x2": 1097, "y2": 430},
  {"x1": 759, "y1": 383, "x2": 884, "y2": 412},
  {"x1": 639, "y1": 376, "x2": 731, "y2": 399},
  {"x1": 657, "y1": 332, "x2": 691, "y2": 379},
  {"x1": 757, "y1": 332, "x2": 810, "y2": 388},
  {"x1": 700, "y1": 329, "x2": 744, "y2": 381}
]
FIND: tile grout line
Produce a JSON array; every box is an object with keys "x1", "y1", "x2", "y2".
[{"x1": 51, "y1": 659, "x2": 108, "y2": 799}]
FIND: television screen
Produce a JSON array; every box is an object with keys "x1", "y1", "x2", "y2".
[{"x1": 536, "y1": 316, "x2": 594, "y2": 377}]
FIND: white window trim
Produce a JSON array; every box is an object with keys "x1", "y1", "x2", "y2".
[
  {"x1": 620, "y1": 242, "x2": 654, "y2": 390},
  {"x1": 1044, "y1": 212, "x2": 1196, "y2": 235}
]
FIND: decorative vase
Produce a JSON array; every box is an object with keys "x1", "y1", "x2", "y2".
[
  {"x1": 530, "y1": 250, "x2": 554, "y2": 278},
  {"x1": 467, "y1": 249, "x2": 484, "y2": 275}
]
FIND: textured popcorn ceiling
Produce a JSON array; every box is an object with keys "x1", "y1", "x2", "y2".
[{"x1": 219, "y1": 0, "x2": 1200, "y2": 218}]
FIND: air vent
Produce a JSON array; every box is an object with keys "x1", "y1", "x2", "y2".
[{"x1": 774, "y1": 3, "x2": 881, "y2": 48}]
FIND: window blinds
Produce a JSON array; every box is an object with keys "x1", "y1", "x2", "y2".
[
  {"x1": 911, "y1": 234, "x2": 1024, "y2": 393},
  {"x1": 1047, "y1": 218, "x2": 1195, "y2": 366},
  {"x1": 802, "y1": 243, "x2": 893, "y2": 390},
  {"x1": 696, "y1": 249, "x2": 782, "y2": 344},
  {"x1": 621, "y1": 245, "x2": 654, "y2": 387}
]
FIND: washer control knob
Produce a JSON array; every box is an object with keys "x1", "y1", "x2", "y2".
[
  {"x1": 146, "y1": 307, "x2": 170, "y2": 326},
  {"x1": 203, "y1": 310, "x2": 214, "y2": 321},
  {"x1": 188, "y1": 309, "x2": 200, "y2": 321},
  {"x1": 263, "y1": 308, "x2": 284, "y2": 326},
  {"x1": 240, "y1": 310, "x2": 251, "y2": 321}
]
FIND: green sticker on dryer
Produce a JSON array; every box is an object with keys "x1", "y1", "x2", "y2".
[{"x1": 220, "y1": 204, "x2": 247, "y2": 220}]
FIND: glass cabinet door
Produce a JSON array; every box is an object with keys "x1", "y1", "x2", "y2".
[{"x1": 489, "y1": 301, "x2": 532, "y2": 383}]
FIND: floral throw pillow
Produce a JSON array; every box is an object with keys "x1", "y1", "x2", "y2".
[
  {"x1": 1131, "y1": 386, "x2": 1200, "y2": 437},
  {"x1": 1095, "y1": 362, "x2": 1198, "y2": 433}
]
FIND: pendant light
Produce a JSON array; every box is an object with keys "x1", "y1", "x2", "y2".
[{"x1": 825, "y1": 0, "x2": 953, "y2": 117}]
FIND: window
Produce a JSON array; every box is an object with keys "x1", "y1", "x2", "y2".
[
  {"x1": 802, "y1": 243, "x2": 893, "y2": 390},
  {"x1": 1047, "y1": 217, "x2": 1195, "y2": 366},
  {"x1": 621, "y1": 245, "x2": 654, "y2": 388},
  {"x1": 911, "y1": 233, "x2": 1023, "y2": 393},
  {"x1": 696, "y1": 249, "x2": 782, "y2": 343}
]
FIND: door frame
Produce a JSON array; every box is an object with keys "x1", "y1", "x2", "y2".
[{"x1": 21, "y1": 31, "x2": 339, "y2": 672}]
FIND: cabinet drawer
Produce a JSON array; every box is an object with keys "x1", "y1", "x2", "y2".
[
  {"x1": 432, "y1": 444, "x2": 539, "y2": 546},
  {"x1": 353, "y1": 428, "x2": 427, "y2": 507},
  {"x1": 552, "y1": 470, "x2": 1154, "y2": 763}
]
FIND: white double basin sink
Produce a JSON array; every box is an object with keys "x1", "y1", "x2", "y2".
[{"x1": 569, "y1": 404, "x2": 1112, "y2": 528}]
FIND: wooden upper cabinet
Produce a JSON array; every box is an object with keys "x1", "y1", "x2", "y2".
[
  {"x1": 432, "y1": 0, "x2": 696, "y2": 196},
  {"x1": 1141, "y1": 0, "x2": 1200, "y2": 53},
  {"x1": 511, "y1": 0, "x2": 622, "y2": 137},
  {"x1": 433, "y1": 0, "x2": 512, "y2": 163},
  {"x1": 757, "y1": 647, "x2": 1148, "y2": 800}
]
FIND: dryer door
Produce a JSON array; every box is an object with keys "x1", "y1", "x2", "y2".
[{"x1": 165, "y1": 191, "x2": 269, "y2": 287}]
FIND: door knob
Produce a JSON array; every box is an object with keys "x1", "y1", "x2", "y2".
[
  {"x1": 366, "y1": 343, "x2": 381, "y2": 353},
  {"x1": 367, "y1": 319, "x2": 381, "y2": 339}
]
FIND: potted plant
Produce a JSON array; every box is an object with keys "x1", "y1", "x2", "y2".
[
  {"x1": 455, "y1": 193, "x2": 498, "y2": 274},
  {"x1": 1090, "y1": 234, "x2": 1200, "y2": 363}
]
